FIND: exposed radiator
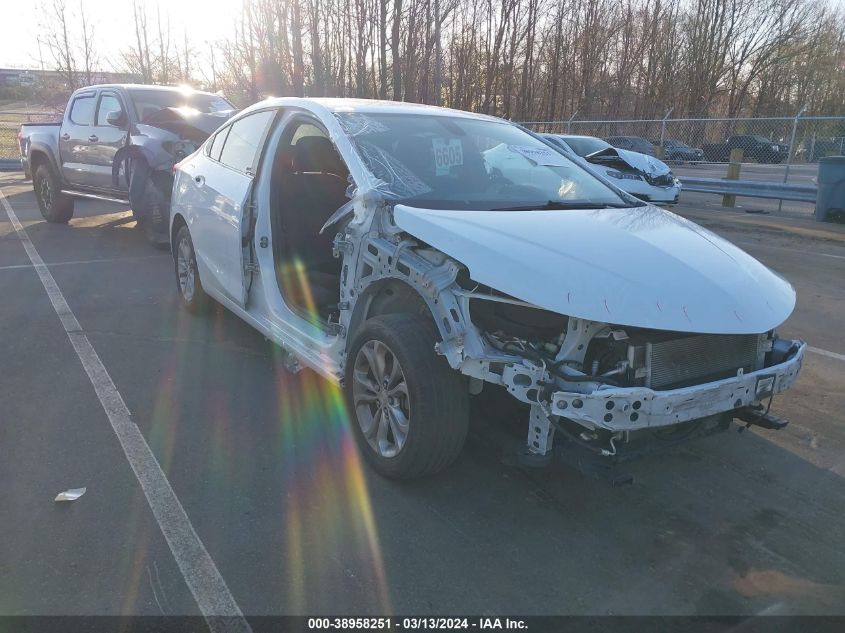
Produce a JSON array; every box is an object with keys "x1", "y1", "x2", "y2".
[{"x1": 642, "y1": 334, "x2": 762, "y2": 389}]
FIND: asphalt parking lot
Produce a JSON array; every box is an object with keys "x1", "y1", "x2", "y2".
[{"x1": 1, "y1": 171, "x2": 844, "y2": 619}]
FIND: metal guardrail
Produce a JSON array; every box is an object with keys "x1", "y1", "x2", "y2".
[
  {"x1": 0, "y1": 159, "x2": 821, "y2": 205},
  {"x1": 679, "y1": 176, "x2": 817, "y2": 203}
]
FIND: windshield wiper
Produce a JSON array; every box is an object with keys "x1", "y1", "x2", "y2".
[{"x1": 491, "y1": 200, "x2": 625, "y2": 211}]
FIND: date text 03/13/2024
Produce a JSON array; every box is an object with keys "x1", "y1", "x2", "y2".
[{"x1": 307, "y1": 617, "x2": 528, "y2": 630}]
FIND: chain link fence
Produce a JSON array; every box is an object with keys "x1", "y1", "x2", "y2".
[
  {"x1": 521, "y1": 115, "x2": 845, "y2": 186},
  {"x1": 0, "y1": 110, "x2": 63, "y2": 168},
  {"x1": 2, "y1": 108, "x2": 844, "y2": 184}
]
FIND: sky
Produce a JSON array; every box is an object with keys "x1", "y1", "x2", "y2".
[
  {"x1": 2, "y1": 0, "x2": 844, "y2": 74},
  {"x1": 0, "y1": 0, "x2": 242, "y2": 73}
]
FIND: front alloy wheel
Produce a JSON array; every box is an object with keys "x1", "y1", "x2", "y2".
[
  {"x1": 352, "y1": 340, "x2": 411, "y2": 458},
  {"x1": 344, "y1": 314, "x2": 469, "y2": 479}
]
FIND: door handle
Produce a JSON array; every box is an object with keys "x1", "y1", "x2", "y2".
[
  {"x1": 194, "y1": 175, "x2": 205, "y2": 186},
  {"x1": 61, "y1": 133, "x2": 70, "y2": 141},
  {"x1": 88, "y1": 135, "x2": 98, "y2": 142}
]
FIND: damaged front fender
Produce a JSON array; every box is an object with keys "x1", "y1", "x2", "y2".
[{"x1": 112, "y1": 106, "x2": 235, "y2": 188}]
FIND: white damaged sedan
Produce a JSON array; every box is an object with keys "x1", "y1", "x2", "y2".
[
  {"x1": 542, "y1": 134, "x2": 681, "y2": 205},
  {"x1": 170, "y1": 98, "x2": 804, "y2": 479}
]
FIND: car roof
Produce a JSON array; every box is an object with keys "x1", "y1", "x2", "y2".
[
  {"x1": 555, "y1": 134, "x2": 603, "y2": 141},
  {"x1": 72, "y1": 84, "x2": 222, "y2": 98},
  {"x1": 249, "y1": 97, "x2": 505, "y2": 122}
]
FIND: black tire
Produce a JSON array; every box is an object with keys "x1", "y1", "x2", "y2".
[
  {"x1": 130, "y1": 159, "x2": 171, "y2": 245},
  {"x1": 174, "y1": 225, "x2": 209, "y2": 314},
  {"x1": 344, "y1": 314, "x2": 469, "y2": 479},
  {"x1": 33, "y1": 163, "x2": 74, "y2": 223}
]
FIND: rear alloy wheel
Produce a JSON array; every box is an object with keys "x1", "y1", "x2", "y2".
[
  {"x1": 345, "y1": 314, "x2": 469, "y2": 479},
  {"x1": 34, "y1": 164, "x2": 74, "y2": 223},
  {"x1": 174, "y1": 225, "x2": 208, "y2": 313}
]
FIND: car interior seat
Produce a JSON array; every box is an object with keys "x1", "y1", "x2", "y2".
[
  {"x1": 140, "y1": 106, "x2": 159, "y2": 122},
  {"x1": 274, "y1": 136, "x2": 350, "y2": 317}
]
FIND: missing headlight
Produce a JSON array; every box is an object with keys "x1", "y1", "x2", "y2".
[{"x1": 607, "y1": 170, "x2": 642, "y2": 181}]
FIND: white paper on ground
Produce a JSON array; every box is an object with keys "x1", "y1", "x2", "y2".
[{"x1": 55, "y1": 487, "x2": 86, "y2": 502}]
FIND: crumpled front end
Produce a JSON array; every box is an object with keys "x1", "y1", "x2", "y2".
[
  {"x1": 339, "y1": 214, "x2": 805, "y2": 462},
  {"x1": 548, "y1": 338, "x2": 805, "y2": 432},
  {"x1": 453, "y1": 293, "x2": 805, "y2": 459},
  {"x1": 585, "y1": 147, "x2": 682, "y2": 204}
]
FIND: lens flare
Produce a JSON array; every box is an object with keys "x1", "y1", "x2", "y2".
[
  {"x1": 122, "y1": 256, "x2": 391, "y2": 614},
  {"x1": 274, "y1": 258, "x2": 391, "y2": 612}
]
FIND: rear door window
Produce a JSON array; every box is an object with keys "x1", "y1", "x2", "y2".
[
  {"x1": 207, "y1": 127, "x2": 229, "y2": 161},
  {"x1": 218, "y1": 110, "x2": 277, "y2": 175},
  {"x1": 68, "y1": 95, "x2": 95, "y2": 125}
]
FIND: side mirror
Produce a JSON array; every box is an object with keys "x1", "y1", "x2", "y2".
[{"x1": 106, "y1": 110, "x2": 126, "y2": 127}]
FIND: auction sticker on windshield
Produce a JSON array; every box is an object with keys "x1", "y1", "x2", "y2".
[
  {"x1": 509, "y1": 145, "x2": 570, "y2": 167},
  {"x1": 432, "y1": 138, "x2": 464, "y2": 175}
]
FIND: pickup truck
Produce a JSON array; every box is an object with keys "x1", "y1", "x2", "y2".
[
  {"x1": 701, "y1": 135, "x2": 789, "y2": 164},
  {"x1": 18, "y1": 84, "x2": 235, "y2": 241}
]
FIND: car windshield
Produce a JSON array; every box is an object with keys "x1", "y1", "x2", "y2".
[
  {"x1": 335, "y1": 112, "x2": 631, "y2": 210},
  {"x1": 128, "y1": 88, "x2": 234, "y2": 121},
  {"x1": 559, "y1": 136, "x2": 613, "y2": 157}
]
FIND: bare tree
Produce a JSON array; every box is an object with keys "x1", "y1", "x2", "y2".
[
  {"x1": 39, "y1": 0, "x2": 77, "y2": 90},
  {"x1": 124, "y1": 0, "x2": 153, "y2": 83},
  {"x1": 154, "y1": 0, "x2": 840, "y2": 118},
  {"x1": 78, "y1": 1, "x2": 97, "y2": 86}
]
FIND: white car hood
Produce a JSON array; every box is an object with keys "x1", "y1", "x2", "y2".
[
  {"x1": 393, "y1": 204, "x2": 795, "y2": 334},
  {"x1": 588, "y1": 147, "x2": 672, "y2": 177}
]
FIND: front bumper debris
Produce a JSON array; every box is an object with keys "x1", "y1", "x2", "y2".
[{"x1": 550, "y1": 341, "x2": 805, "y2": 432}]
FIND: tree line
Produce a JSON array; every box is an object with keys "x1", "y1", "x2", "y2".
[{"x1": 37, "y1": 0, "x2": 845, "y2": 120}]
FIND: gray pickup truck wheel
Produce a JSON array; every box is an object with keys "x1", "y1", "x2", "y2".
[
  {"x1": 345, "y1": 314, "x2": 469, "y2": 479},
  {"x1": 34, "y1": 164, "x2": 74, "y2": 223}
]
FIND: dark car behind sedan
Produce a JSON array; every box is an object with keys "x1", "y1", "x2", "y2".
[
  {"x1": 605, "y1": 135, "x2": 656, "y2": 157},
  {"x1": 651, "y1": 139, "x2": 704, "y2": 163}
]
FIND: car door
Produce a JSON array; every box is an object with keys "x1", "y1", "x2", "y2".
[
  {"x1": 739, "y1": 137, "x2": 760, "y2": 161},
  {"x1": 186, "y1": 109, "x2": 278, "y2": 306},
  {"x1": 59, "y1": 91, "x2": 97, "y2": 188},
  {"x1": 89, "y1": 91, "x2": 129, "y2": 192}
]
